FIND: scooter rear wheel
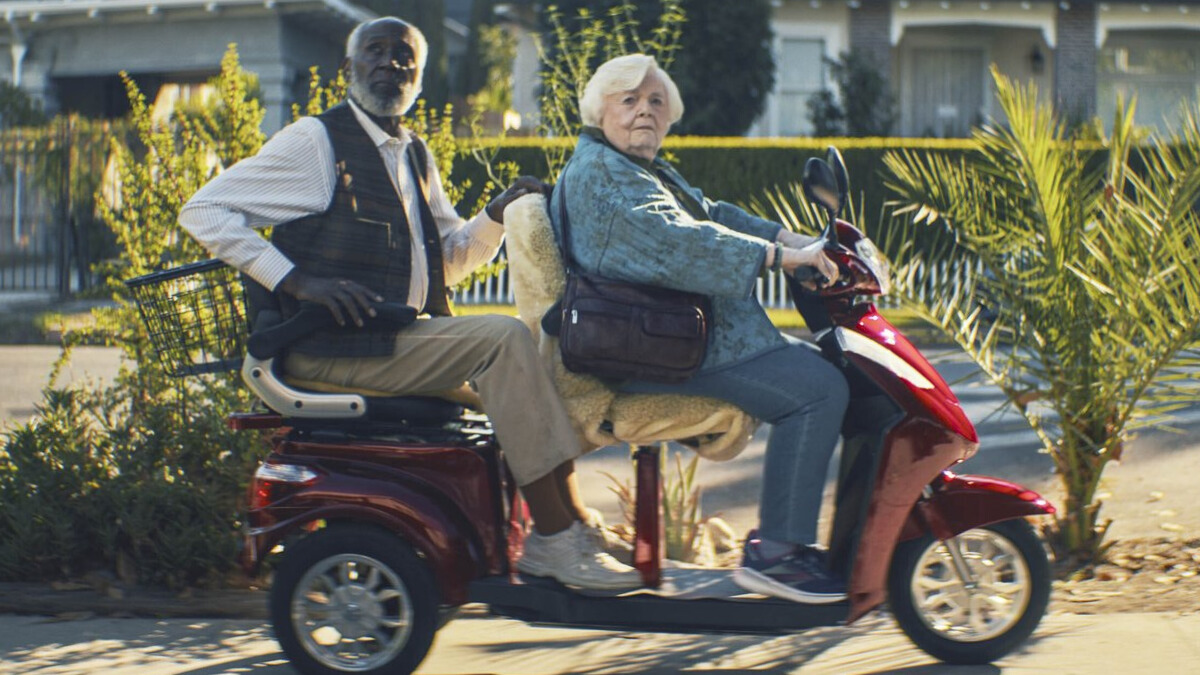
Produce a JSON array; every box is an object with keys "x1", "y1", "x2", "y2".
[
  {"x1": 270, "y1": 523, "x2": 439, "y2": 675},
  {"x1": 888, "y1": 519, "x2": 1051, "y2": 665}
]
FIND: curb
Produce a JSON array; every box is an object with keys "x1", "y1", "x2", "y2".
[{"x1": 0, "y1": 583, "x2": 268, "y2": 620}]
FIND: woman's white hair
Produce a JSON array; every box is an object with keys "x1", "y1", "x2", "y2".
[
  {"x1": 346, "y1": 17, "x2": 429, "y2": 71},
  {"x1": 579, "y1": 54, "x2": 684, "y2": 127}
]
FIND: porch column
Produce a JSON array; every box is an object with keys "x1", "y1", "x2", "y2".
[
  {"x1": 849, "y1": 0, "x2": 892, "y2": 76},
  {"x1": 1054, "y1": 1, "x2": 1097, "y2": 123},
  {"x1": 245, "y1": 62, "x2": 293, "y2": 135}
]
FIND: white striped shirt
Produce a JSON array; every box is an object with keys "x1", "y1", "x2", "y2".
[{"x1": 179, "y1": 100, "x2": 504, "y2": 308}]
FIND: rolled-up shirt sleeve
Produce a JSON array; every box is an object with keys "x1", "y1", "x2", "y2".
[{"x1": 179, "y1": 118, "x2": 335, "y2": 290}]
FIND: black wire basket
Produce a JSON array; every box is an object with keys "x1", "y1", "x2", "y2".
[{"x1": 124, "y1": 258, "x2": 249, "y2": 377}]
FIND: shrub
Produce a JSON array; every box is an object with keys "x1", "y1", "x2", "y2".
[
  {"x1": 880, "y1": 68, "x2": 1200, "y2": 566},
  {"x1": 0, "y1": 46, "x2": 267, "y2": 590}
]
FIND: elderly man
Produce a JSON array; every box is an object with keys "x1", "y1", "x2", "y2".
[{"x1": 180, "y1": 16, "x2": 639, "y2": 590}]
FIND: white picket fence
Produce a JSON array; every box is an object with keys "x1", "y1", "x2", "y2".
[{"x1": 451, "y1": 258, "x2": 912, "y2": 310}]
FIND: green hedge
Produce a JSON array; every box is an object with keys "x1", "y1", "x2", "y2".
[{"x1": 450, "y1": 136, "x2": 977, "y2": 224}]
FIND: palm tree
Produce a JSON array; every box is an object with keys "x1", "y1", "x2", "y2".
[{"x1": 879, "y1": 67, "x2": 1200, "y2": 567}]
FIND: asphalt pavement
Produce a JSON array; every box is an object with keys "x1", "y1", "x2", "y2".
[{"x1": 3, "y1": 606, "x2": 1199, "y2": 674}]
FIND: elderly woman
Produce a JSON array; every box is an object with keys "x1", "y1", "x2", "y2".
[{"x1": 548, "y1": 54, "x2": 850, "y2": 604}]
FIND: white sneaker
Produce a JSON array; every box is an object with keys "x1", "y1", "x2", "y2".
[
  {"x1": 517, "y1": 521, "x2": 642, "y2": 590},
  {"x1": 581, "y1": 513, "x2": 634, "y2": 566}
]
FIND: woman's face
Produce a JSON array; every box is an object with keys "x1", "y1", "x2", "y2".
[{"x1": 599, "y1": 70, "x2": 670, "y2": 160}]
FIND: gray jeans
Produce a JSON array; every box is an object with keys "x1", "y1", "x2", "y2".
[{"x1": 619, "y1": 336, "x2": 849, "y2": 545}]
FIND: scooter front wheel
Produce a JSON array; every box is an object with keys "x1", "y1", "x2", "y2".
[
  {"x1": 270, "y1": 523, "x2": 439, "y2": 675},
  {"x1": 888, "y1": 519, "x2": 1051, "y2": 665}
]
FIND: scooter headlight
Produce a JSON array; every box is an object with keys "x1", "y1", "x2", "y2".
[{"x1": 855, "y1": 238, "x2": 891, "y2": 295}]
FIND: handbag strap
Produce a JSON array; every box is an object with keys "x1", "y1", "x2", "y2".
[
  {"x1": 556, "y1": 180, "x2": 580, "y2": 273},
  {"x1": 541, "y1": 181, "x2": 578, "y2": 337}
]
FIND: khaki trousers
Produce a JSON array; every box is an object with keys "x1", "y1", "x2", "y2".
[{"x1": 285, "y1": 315, "x2": 581, "y2": 485}]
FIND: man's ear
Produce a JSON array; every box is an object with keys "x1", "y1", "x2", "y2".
[{"x1": 340, "y1": 57, "x2": 350, "y2": 79}]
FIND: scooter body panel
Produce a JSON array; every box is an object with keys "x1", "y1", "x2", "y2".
[
  {"x1": 907, "y1": 472, "x2": 1056, "y2": 542},
  {"x1": 844, "y1": 306, "x2": 978, "y2": 444},
  {"x1": 243, "y1": 437, "x2": 507, "y2": 605},
  {"x1": 844, "y1": 416, "x2": 979, "y2": 622}
]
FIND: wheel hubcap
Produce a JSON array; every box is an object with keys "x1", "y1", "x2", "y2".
[
  {"x1": 291, "y1": 553, "x2": 413, "y2": 671},
  {"x1": 909, "y1": 529, "x2": 1031, "y2": 642}
]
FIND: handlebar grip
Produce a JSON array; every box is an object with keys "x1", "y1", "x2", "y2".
[
  {"x1": 789, "y1": 266, "x2": 828, "y2": 287},
  {"x1": 247, "y1": 302, "x2": 418, "y2": 359}
]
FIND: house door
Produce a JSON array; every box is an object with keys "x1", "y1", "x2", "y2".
[{"x1": 910, "y1": 48, "x2": 986, "y2": 137}]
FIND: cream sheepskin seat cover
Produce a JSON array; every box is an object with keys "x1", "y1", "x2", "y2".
[{"x1": 504, "y1": 193, "x2": 757, "y2": 461}]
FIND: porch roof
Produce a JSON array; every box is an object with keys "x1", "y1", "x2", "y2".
[{"x1": 0, "y1": 0, "x2": 374, "y2": 33}]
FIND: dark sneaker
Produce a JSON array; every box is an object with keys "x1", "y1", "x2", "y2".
[{"x1": 732, "y1": 536, "x2": 846, "y2": 604}]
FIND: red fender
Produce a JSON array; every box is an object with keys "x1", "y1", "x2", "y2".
[
  {"x1": 903, "y1": 471, "x2": 1056, "y2": 542},
  {"x1": 243, "y1": 481, "x2": 485, "y2": 606}
]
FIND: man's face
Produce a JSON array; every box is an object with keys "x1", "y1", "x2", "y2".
[
  {"x1": 345, "y1": 19, "x2": 421, "y2": 117},
  {"x1": 599, "y1": 70, "x2": 671, "y2": 161}
]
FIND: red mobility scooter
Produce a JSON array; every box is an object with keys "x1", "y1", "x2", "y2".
[{"x1": 128, "y1": 148, "x2": 1055, "y2": 675}]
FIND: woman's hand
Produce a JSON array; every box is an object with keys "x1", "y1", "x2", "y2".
[
  {"x1": 779, "y1": 240, "x2": 840, "y2": 288},
  {"x1": 775, "y1": 229, "x2": 819, "y2": 250}
]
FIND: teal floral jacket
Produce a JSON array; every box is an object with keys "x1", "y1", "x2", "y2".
[{"x1": 550, "y1": 130, "x2": 787, "y2": 371}]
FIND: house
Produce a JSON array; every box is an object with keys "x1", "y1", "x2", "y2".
[
  {"x1": 1, "y1": 0, "x2": 1197, "y2": 136},
  {"x1": 493, "y1": 0, "x2": 1200, "y2": 137},
  {"x1": 757, "y1": 0, "x2": 1200, "y2": 137},
  {"x1": 0, "y1": 0, "x2": 469, "y2": 133}
]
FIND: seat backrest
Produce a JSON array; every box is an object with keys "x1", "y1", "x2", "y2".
[{"x1": 505, "y1": 194, "x2": 568, "y2": 344}]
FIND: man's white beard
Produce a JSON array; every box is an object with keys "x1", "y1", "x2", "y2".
[{"x1": 348, "y1": 75, "x2": 417, "y2": 117}]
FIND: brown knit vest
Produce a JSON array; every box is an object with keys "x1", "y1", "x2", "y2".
[{"x1": 265, "y1": 103, "x2": 451, "y2": 358}]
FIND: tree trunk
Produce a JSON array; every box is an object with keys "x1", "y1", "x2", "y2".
[{"x1": 1049, "y1": 435, "x2": 1110, "y2": 567}]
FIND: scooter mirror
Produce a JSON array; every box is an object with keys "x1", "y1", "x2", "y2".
[
  {"x1": 802, "y1": 157, "x2": 841, "y2": 225},
  {"x1": 826, "y1": 146, "x2": 849, "y2": 209}
]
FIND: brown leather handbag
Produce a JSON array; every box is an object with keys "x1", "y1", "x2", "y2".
[{"x1": 549, "y1": 183, "x2": 711, "y2": 383}]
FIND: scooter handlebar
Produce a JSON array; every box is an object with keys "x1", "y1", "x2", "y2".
[{"x1": 789, "y1": 265, "x2": 827, "y2": 286}]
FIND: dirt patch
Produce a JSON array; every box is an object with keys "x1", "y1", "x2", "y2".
[{"x1": 1052, "y1": 537, "x2": 1200, "y2": 614}]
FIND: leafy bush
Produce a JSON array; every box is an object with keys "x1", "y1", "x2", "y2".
[
  {"x1": 0, "y1": 81, "x2": 47, "y2": 128},
  {"x1": 603, "y1": 446, "x2": 711, "y2": 563},
  {"x1": 539, "y1": 0, "x2": 774, "y2": 136},
  {"x1": 807, "y1": 50, "x2": 897, "y2": 137},
  {"x1": 0, "y1": 46, "x2": 267, "y2": 590},
  {"x1": 536, "y1": 1, "x2": 684, "y2": 176}
]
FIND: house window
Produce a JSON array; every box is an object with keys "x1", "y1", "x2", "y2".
[
  {"x1": 1098, "y1": 37, "x2": 1199, "y2": 133},
  {"x1": 776, "y1": 38, "x2": 825, "y2": 136}
]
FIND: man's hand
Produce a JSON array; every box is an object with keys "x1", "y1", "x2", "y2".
[
  {"x1": 278, "y1": 270, "x2": 383, "y2": 327},
  {"x1": 485, "y1": 176, "x2": 550, "y2": 224}
]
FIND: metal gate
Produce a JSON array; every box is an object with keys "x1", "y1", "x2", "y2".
[{"x1": 0, "y1": 119, "x2": 94, "y2": 295}]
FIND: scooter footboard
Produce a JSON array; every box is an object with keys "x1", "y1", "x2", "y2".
[{"x1": 907, "y1": 472, "x2": 1056, "y2": 542}]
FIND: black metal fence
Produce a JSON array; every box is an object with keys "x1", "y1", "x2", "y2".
[{"x1": 0, "y1": 118, "x2": 117, "y2": 295}]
